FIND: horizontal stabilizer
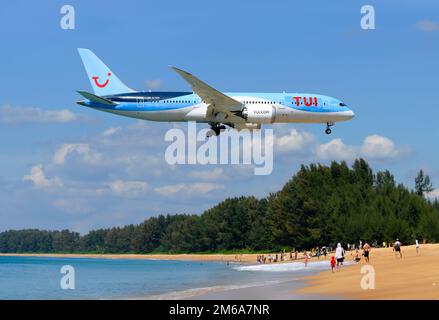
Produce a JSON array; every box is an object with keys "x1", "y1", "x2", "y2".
[{"x1": 77, "y1": 91, "x2": 117, "y2": 106}]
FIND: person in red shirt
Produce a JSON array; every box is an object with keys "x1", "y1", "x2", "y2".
[{"x1": 330, "y1": 256, "x2": 336, "y2": 273}]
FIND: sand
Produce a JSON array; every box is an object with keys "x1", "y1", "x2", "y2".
[{"x1": 297, "y1": 244, "x2": 439, "y2": 299}]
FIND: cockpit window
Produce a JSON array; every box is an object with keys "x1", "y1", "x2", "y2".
[{"x1": 339, "y1": 102, "x2": 347, "y2": 106}]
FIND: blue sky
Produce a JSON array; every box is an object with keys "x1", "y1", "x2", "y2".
[{"x1": 1, "y1": 0, "x2": 439, "y2": 232}]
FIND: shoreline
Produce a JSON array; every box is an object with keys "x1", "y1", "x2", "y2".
[{"x1": 0, "y1": 252, "x2": 323, "y2": 265}]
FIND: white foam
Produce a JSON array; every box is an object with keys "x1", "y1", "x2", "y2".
[
  {"x1": 234, "y1": 260, "x2": 354, "y2": 272},
  {"x1": 141, "y1": 279, "x2": 289, "y2": 300}
]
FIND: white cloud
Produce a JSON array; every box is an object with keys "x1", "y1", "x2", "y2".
[
  {"x1": 145, "y1": 79, "x2": 163, "y2": 90},
  {"x1": 0, "y1": 105, "x2": 77, "y2": 124},
  {"x1": 107, "y1": 180, "x2": 148, "y2": 197},
  {"x1": 188, "y1": 168, "x2": 224, "y2": 180},
  {"x1": 426, "y1": 189, "x2": 439, "y2": 200},
  {"x1": 101, "y1": 127, "x2": 121, "y2": 137},
  {"x1": 415, "y1": 20, "x2": 439, "y2": 33},
  {"x1": 155, "y1": 183, "x2": 224, "y2": 196},
  {"x1": 316, "y1": 135, "x2": 407, "y2": 161},
  {"x1": 53, "y1": 144, "x2": 102, "y2": 165},
  {"x1": 360, "y1": 135, "x2": 399, "y2": 159},
  {"x1": 316, "y1": 138, "x2": 356, "y2": 160},
  {"x1": 23, "y1": 164, "x2": 63, "y2": 188},
  {"x1": 274, "y1": 129, "x2": 315, "y2": 153},
  {"x1": 96, "y1": 121, "x2": 166, "y2": 149}
]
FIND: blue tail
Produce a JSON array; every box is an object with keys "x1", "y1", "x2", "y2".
[{"x1": 77, "y1": 48, "x2": 133, "y2": 96}]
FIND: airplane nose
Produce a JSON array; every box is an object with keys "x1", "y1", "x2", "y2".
[{"x1": 346, "y1": 110, "x2": 355, "y2": 119}]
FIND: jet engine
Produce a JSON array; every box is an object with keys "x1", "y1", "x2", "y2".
[{"x1": 241, "y1": 106, "x2": 276, "y2": 124}]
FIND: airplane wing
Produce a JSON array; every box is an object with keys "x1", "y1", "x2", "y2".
[{"x1": 170, "y1": 66, "x2": 245, "y2": 123}]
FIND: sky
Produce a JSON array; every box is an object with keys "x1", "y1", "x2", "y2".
[{"x1": 1, "y1": 0, "x2": 439, "y2": 233}]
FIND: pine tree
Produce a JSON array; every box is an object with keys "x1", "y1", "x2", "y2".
[{"x1": 415, "y1": 169, "x2": 433, "y2": 197}]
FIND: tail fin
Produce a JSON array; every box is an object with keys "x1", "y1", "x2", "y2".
[{"x1": 77, "y1": 48, "x2": 133, "y2": 96}]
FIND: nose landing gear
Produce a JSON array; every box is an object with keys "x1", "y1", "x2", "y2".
[{"x1": 325, "y1": 122, "x2": 334, "y2": 135}]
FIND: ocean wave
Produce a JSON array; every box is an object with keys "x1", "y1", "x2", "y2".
[
  {"x1": 140, "y1": 279, "x2": 292, "y2": 300},
  {"x1": 234, "y1": 260, "x2": 354, "y2": 272}
]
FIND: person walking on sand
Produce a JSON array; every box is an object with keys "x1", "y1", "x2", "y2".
[
  {"x1": 394, "y1": 239, "x2": 402, "y2": 259},
  {"x1": 330, "y1": 256, "x2": 336, "y2": 273},
  {"x1": 304, "y1": 251, "x2": 308, "y2": 268},
  {"x1": 415, "y1": 239, "x2": 420, "y2": 254},
  {"x1": 353, "y1": 249, "x2": 361, "y2": 262},
  {"x1": 363, "y1": 242, "x2": 371, "y2": 263},
  {"x1": 335, "y1": 243, "x2": 345, "y2": 270}
]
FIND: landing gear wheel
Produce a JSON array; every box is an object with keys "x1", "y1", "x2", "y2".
[
  {"x1": 207, "y1": 124, "x2": 226, "y2": 138},
  {"x1": 325, "y1": 122, "x2": 334, "y2": 135}
]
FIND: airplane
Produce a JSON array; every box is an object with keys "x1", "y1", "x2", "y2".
[{"x1": 77, "y1": 48, "x2": 354, "y2": 137}]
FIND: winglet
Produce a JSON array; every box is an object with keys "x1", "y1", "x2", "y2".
[{"x1": 170, "y1": 66, "x2": 193, "y2": 77}]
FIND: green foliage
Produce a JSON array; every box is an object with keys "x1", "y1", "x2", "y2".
[
  {"x1": 1, "y1": 159, "x2": 438, "y2": 253},
  {"x1": 415, "y1": 169, "x2": 434, "y2": 196}
]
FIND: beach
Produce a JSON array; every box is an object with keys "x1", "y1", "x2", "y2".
[
  {"x1": 2, "y1": 244, "x2": 439, "y2": 299},
  {"x1": 298, "y1": 244, "x2": 439, "y2": 299}
]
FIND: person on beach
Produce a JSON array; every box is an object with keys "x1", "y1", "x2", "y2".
[
  {"x1": 335, "y1": 243, "x2": 345, "y2": 270},
  {"x1": 330, "y1": 256, "x2": 336, "y2": 273},
  {"x1": 304, "y1": 251, "x2": 308, "y2": 267},
  {"x1": 322, "y1": 246, "x2": 327, "y2": 259},
  {"x1": 294, "y1": 251, "x2": 298, "y2": 260},
  {"x1": 415, "y1": 239, "x2": 420, "y2": 254},
  {"x1": 353, "y1": 249, "x2": 361, "y2": 262},
  {"x1": 394, "y1": 239, "x2": 402, "y2": 259},
  {"x1": 363, "y1": 242, "x2": 371, "y2": 263}
]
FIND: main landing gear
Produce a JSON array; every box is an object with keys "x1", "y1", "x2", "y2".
[
  {"x1": 325, "y1": 122, "x2": 334, "y2": 135},
  {"x1": 206, "y1": 124, "x2": 226, "y2": 138}
]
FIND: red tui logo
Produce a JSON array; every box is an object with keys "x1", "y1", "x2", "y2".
[
  {"x1": 92, "y1": 72, "x2": 111, "y2": 88},
  {"x1": 292, "y1": 96, "x2": 318, "y2": 107}
]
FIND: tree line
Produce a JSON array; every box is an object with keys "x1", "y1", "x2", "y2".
[{"x1": 1, "y1": 159, "x2": 438, "y2": 254}]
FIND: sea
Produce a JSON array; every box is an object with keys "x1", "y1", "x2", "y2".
[{"x1": 0, "y1": 256, "x2": 335, "y2": 299}]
